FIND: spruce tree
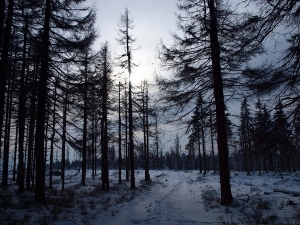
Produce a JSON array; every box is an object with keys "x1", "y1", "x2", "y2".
[{"x1": 155, "y1": 0, "x2": 260, "y2": 204}]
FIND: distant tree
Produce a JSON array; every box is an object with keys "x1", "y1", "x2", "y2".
[
  {"x1": 239, "y1": 98, "x2": 253, "y2": 174},
  {"x1": 153, "y1": 112, "x2": 162, "y2": 170},
  {"x1": 252, "y1": 101, "x2": 274, "y2": 173},
  {"x1": 273, "y1": 100, "x2": 293, "y2": 172}
]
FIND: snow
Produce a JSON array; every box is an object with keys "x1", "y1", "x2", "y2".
[{"x1": 1, "y1": 169, "x2": 300, "y2": 224}]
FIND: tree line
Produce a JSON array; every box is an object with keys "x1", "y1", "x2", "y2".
[{"x1": 1, "y1": 0, "x2": 300, "y2": 206}]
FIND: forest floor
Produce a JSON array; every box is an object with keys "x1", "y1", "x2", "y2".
[{"x1": 0, "y1": 169, "x2": 300, "y2": 224}]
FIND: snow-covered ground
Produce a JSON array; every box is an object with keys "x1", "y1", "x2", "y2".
[{"x1": 1, "y1": 169, "x2": 300, "y2": 224}]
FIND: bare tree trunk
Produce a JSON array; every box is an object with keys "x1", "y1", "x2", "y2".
[
  {"x1": 13, "y1": 122, "x2": 19, "y2": 182},
  {"x1": 27, "y1": 66, "x2": 38, "y2": 189},
  {"x1": 118, "y1": 82, "x2": 122, "y2": 184},
  {"x1": 61, "y1": 90, "x2": 67, "y2": 190},
  {"x1": 34, "y1": 0, "x2": 51, "y2": 205},
  {"x1": 145, "y1": 82, "x2": 150, "y2": 180},
  {"x1": 208, "y1": 0, "x2": 233, "y2": 205},
  {"x1": 17, "y1": 16, "x2": 29, "y2": 192},
  {"x1": 210, "y1": 107, "x2": 216, "y2": 173},
  {"x1": 143, "y1": 83, "x2": 147, "y2": 180},
  {"x1": 49, "y1": 80, "x2": 57, "y2": 189},
  {"x1": 0, "y1": 0, "x2": 5, "y2": 49},
  {"x1": 101, "y1": 46, "x2": 109, "y2": 191},
  {"x1": 91, "y1": 104, "x2": 95, "y2": 180},
  {"x1": 200, "y1": 100, "x2": 206, "y2": 176},
  {"x1": 82, "y1": 57, "x2": 87, "y2": 186},
  {"x1": 197, "y1": 131, "x2": 202, "y2": 173},
  {"x1": 155, "y1": 115, "x2": 159, "y2": 170},
  {"x1": 128, "y1": 60, "x2": 135, "y2": 188},
  {"x1": 2, "y1": 71, "x2": 13, "y2": 186},
  {"x1": 125, "y1": 82, "x2": 129, "y2": 181},
  {"x1": 0, "y1": 0, "x2": 14, "y2": 139}
]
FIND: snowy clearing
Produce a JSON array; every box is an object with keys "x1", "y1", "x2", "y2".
[{"x1": 1, "y1": 170, "x2": 300, "y2": 224}]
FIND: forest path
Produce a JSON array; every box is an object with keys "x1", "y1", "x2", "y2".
[{"x1": 93, "y1": 171, "x2": 216, "y2": 225}]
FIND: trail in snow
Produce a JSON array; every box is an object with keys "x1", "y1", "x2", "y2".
[
  {"x1": 93, "y1": 171, "x2": 216, "y2": 225},
  {"x1": 142, "y1": 172, "x2": 205, "y2": 225}
]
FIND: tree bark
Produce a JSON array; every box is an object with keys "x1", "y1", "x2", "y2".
[
  {"x1": 34, "y1": 0, "x2": 51, "y2": 205},
  {"x1": 118, "y1": 82, "x2": 122, "y2": 184}
]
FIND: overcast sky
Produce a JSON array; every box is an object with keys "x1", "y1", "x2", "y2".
[
  {"x1": 83, "y1": 0, "x2": 286, "y2": 150},
  {"x1": 86, "y1": 0, "x2": 179, "y2": 85},
  {"x1": 83, "y1": 0, "x2": 245, "y2": 150}
]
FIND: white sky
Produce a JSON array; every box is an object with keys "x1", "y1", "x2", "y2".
[
  {"x1": 87, "y1": 0, "x2": 179, "y2": 85},
  {"x1": 85, "y1": 0, "x2": 185, "y2": 150}
]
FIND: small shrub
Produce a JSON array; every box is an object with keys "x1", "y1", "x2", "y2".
[
  {"x1": 78, "y1": 199, "x2": 86, "y2": 211},
  {"x1": 201, "y1": 186, "x2": 220, "y2": 210},
  {"x1": 286, "y1": 199, "x2": 296, "y2": 206},
  {"x1": 89, "y1": 185, "x2": 102, "y2": 197},
  {"x1": 0, "y1": 194, "x2": 14, "y2": 209},
  {"x1": 217, "y1": 216, "x2": 237, "y2": 225},
  {"x1": 50, "y1": 204, "x2": 62, "y2": 221},
  {"x1": 88, "y1": 199, "x2": 95, "y2": 209},
  {"x1": 278, "y1": 200, "x2": 285, "y2": 210},
  {"x1": 237, "y1": 211, "x2": 265, "y2": 225},
  {"x1": 18, "y1": 192, "x2": 34, "y2": 209},
  {"x1": 293, "y1": 207, "x2": 300, "y2": 223},
  {"x1": 255, "y1": 198, "x2": 271, "y2": 211}
]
